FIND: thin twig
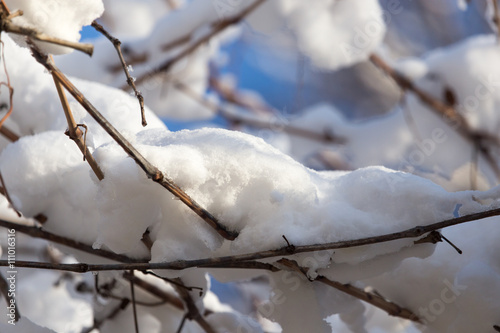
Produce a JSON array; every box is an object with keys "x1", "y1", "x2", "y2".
[
  {"x1": 0, "y1": 39, "x2": 14, "y2": 130},
  {"x1": 276, "y1": 258, "x2": 420, "y2": 322},
  {"x1": 2, "y1": 21, "x2": 93, "y2": 55},
  {"x1": 132, "y1": 0, "x2": 267, "y2": 87},
  {"x1": 369, "y1": 53, "x2": 500, "y2": 180},
  {"x1": 29, "y1": 43, "x2": 238, "y2": 241},
  {"x1": 2, "y1": 206, "x2": 500, "y2": 273},
  {"x1": 91, "y1": 21, "x2": 147, "y2": 127},
  {"x1": 51, "y1": 60, "x2": 105, "y2": 181},
  {"x1": 0, "y1": 172, "x2": 21, "y2": 216},
  {"x1": 176, "y1": 314, "x2": 188, "y2": 333},
  {"x1": 172, "y1": 278, "x2": 217, "y2": 333},
  {"x1": 129, "y1": 270, "x2": 140, "y2": 333},
  {"x1": 174, "y1": 80, "x2": 346, "y2": 144}
]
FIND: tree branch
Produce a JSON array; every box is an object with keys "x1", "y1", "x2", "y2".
[
  {"x1": 2, "y1": 206, "x2": 499, "y2": 273},
  {"x1": 276, "y1": 258, "x2": 420, "y2": 322}
]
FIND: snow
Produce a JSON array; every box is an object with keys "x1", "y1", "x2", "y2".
[
  {"x1": 4, "y1": 0, "x2": 104, "y2": 54},
  {"x1": 1, "y1": 2, "x2": 500, "y2": 332}
]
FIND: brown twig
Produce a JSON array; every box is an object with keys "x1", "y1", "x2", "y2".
[
  {"x1": 277, "y1": 258, "x2": 420, "y2": 322},
  {"x1": 0, "y1": 0, "x2": 10, "y2": 15},
  {"x1": 81, "y1": 299, "x2": 130, "y2": 333},
  {"x1": 369, "y1": 53, "x2": 500, "y2": 180},
  {"x1": 131, "y1": 0, "x2": 266, "y2": 87},
  {"x1": 172, "y1": 278, "x2": 217, "y2": 333},
  {"x1": 51, "y1": 60, "x2": 105, "y2": 181},
  {"x1": 30, "y1": 43, "x2": 238, "y2": 241},
  {"x1": 174, "y1": 80, "x2": 346, "y2": 144},
  {"x1": 209, "y1": 76, "x2": 274, "y2": 116},
  {"x1": 0, "y1": 39, "x2": 14, "y2": 130},
  {"x1": 3, "y1": 206, "x2": 500, "y2": 273},
  {"x1": 0, "y1": 124, "x2": 19, "y2": 141},
  {"x1": 0, "y1": 272, "x2": 20, "y2": 322},
  {"x1": 369, "y1": 54, "x2": 469, "y2": 132},
  {"x1": 91, "y1": 21, "x2": 147, "y2": 127},
  {"x1": 129, "y1": 270, "x2": 140, "y2": 333}
]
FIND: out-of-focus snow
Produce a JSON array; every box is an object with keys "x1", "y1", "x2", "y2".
[
  {"x1": 250, "y1": 0, "x2": 386, "y2": 70},
  {"x1": 4, "y1": 0, "x2": 104, "y2": 54}
]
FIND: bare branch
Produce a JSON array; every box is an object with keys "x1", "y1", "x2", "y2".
[
  {"x1": 277, "y1": 258, "x2": 420, "y2": 322},
  {"x1": 0, "y1": 172, "x2": 21, "y2": 217},
  {"x1": 2, "y1": 206, "x2": 499, "y2": 273},
  {"x1": 91, "y1": 21, "x2": 147, "y2": 127},
  {"x1": 0, "y1": 39, "x2": 14, "y2": 131},
  {"x1": 129, "y1": 271, "x2": 140, "y2": 333},
  {"x1": 0, "y1": 124, "x2": 19, "y2": 142}
]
